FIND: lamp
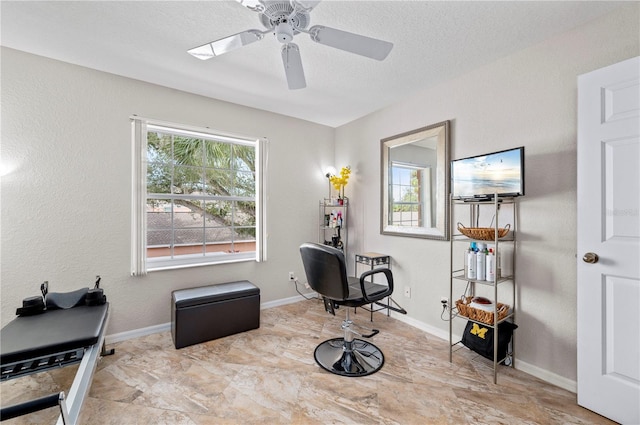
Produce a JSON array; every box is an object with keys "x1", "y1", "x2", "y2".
[{"x1": 324, "y1": 166, "x2": 336, "y2": 199}]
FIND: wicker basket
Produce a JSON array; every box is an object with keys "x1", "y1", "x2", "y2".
[
  {"x1": 457, "y1": 223, "x2": 510, "y2": 241},
  {"x1": 455, "y1": 296, "x2": 510, "y2": 325}
]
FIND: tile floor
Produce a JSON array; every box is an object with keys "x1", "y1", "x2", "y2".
[{"x1": 1, "y1": 300, "x2": 614, "y2": 424}]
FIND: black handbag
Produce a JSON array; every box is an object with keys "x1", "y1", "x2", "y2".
[{"x1": 461, "y1": 320, "x2": 517, "y2": 363}]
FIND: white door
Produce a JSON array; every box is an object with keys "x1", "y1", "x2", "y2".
[{"x1": 577, "y1": 56, "x2": 640, "y2": 425}]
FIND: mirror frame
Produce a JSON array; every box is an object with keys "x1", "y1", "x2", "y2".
[{"x1": 380, "y1": 120, "x2": 450, "y2": 240}]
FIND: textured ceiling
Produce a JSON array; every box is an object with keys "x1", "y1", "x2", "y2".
[{"x1": 0, "y1": 1, "x2": 624, "y2": 127}]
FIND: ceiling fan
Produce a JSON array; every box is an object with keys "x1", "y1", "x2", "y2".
[{"x1": 188, "y1": 0, "x2": 393, "y2": 90}]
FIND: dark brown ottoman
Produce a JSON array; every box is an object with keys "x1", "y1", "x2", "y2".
[{"x1": 171, "y1": 281, "x2": 260, "y2": 349}]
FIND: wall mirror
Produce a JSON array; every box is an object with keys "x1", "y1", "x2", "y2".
[{"x1": 380, "y1": 120, "x2": 450, "y2": 240}]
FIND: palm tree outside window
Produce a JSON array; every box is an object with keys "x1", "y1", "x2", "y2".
[
  {"x1": 389, "y1": 162, "x2": 431, "y2": 227},
  {"x1": 131, "y1": 118, "x2": 267, "y2": 274}
]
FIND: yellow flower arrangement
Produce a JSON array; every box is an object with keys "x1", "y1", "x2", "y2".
[{"x1": 329, "y1": 165, "x2": 351, "y2": 199}]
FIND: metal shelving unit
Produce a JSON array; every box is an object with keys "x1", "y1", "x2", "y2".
[
  {"x1": 319, "y1": 198, "x2": 348, "y2": 257},
  {"x1": 448, "y1": 194, "x2": 517, "y2": 384}
]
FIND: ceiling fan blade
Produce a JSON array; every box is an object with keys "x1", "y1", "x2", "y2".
[
  {"x1": 281, "y1": 43, "x2": 306, "y2": 90},
  {"x1": 308, "y1": 25, "x2": 393, "y2": 61},
  {"x1": 290, "y1": 0, "x2": 322, "y2": 12},
  {"x1": 188, "y1": 30, "x2": 264, "y2": 60},
  {"x1": 235, "y1": 0, "x2": 265, "y2": 13}
]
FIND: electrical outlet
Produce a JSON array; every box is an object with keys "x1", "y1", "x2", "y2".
[
  {"x1": 440, "y1": 296, "x2": 449, "y2": 304},
  {"x1": 404, "y1": 286, "x2": 411, "y2": 298},
  {"x1": 288, "y1": 272, "x2": 295, "y2": 281}
]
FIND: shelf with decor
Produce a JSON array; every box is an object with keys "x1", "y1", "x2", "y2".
[
  {"x1": 320, "y1": 165, "x2": 351, "y2": 257},
  {"x1": 448, "y1": 194, "x2": 518, "y2": 384},
  {"x1": 319, "y1": 197, "x2": 348, "y2": 257}
]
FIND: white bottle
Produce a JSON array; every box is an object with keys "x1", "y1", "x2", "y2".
[
  {"x1": 476, "y1": 249, "x2": 486, "y2": 281},
  {"x1": 486, "y1": 249, "x2": 495, "y2": 282},
  {"x1": 467, "y1": 249, "x2": 476, "y2": 279}
]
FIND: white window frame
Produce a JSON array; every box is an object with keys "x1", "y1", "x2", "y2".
[
  {"x1": 389, "y1": 161, "x2": 429, "y2": 227},
  {"x1": 131, "y1": 117, "x2": 267, "y2": 275}
]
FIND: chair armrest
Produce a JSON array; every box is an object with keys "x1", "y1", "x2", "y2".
[{"x1": 358, "y1": 268, "x2": 394, "y2": 303}]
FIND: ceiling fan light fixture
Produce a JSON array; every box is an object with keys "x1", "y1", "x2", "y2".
[{"x1": 275, "y1": 20, "x2": 294, "y2": 43}]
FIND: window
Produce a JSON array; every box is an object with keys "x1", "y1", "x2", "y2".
[
  {"x1": 389, "y1": 162, "x2": 431, "y2": 227},
  {"x1": 132, "y1": 118, "x2": 267, "y2": 274}
]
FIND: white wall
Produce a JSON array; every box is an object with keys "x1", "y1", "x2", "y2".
[
  {"x1": 335, "y1": 4, "x2": 639, "y2": 383},
  {"x1": 0, "y1": 47, "x2": 335, "y2": 334},
  {"x1": 1, "y1": 3, "x2": 638, "y2": 388}
]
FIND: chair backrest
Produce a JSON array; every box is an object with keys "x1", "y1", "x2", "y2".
[{"x1": 299, "y1": 243, "x2": 349, "y2": 301}]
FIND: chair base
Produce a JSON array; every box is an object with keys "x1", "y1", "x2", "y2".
[{"x1": 313, "y1": 338, "x2": 384, "y2": 377}]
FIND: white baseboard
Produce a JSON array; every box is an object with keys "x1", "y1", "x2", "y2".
[
  {"x1": 105, "y1": 294, "x2": 314, "y2": 344},
  {"x1": 391, "y1": 312, "x2": 577, "y2": 393},
  {"x1": 391, "y1": 311, "x2": 453, "y2": 342},
  {"x1": 106, "y1": 322, "x2": 171, "y2": 344},
  {"x1": 260, "y1": 294, "x2": 315, "y2": 309},
  {"x1": 514, "y1": 359, "x2": 577, "y2": 393},
  {"x1": 105, "y1": 295, "x2": 577, "y2": 393}
]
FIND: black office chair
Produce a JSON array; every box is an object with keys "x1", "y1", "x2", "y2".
[{"x1": 299, "y1": 242, "x2": 395, "y2": 377}]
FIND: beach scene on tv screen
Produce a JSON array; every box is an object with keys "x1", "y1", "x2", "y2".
[{"x1": 453, "y1": 149, "x2": 522, "y2": 197}]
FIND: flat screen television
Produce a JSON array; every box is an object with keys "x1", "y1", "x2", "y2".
[{"x1": 451, "y1": 146, "x2": 525, "y2": 200}]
